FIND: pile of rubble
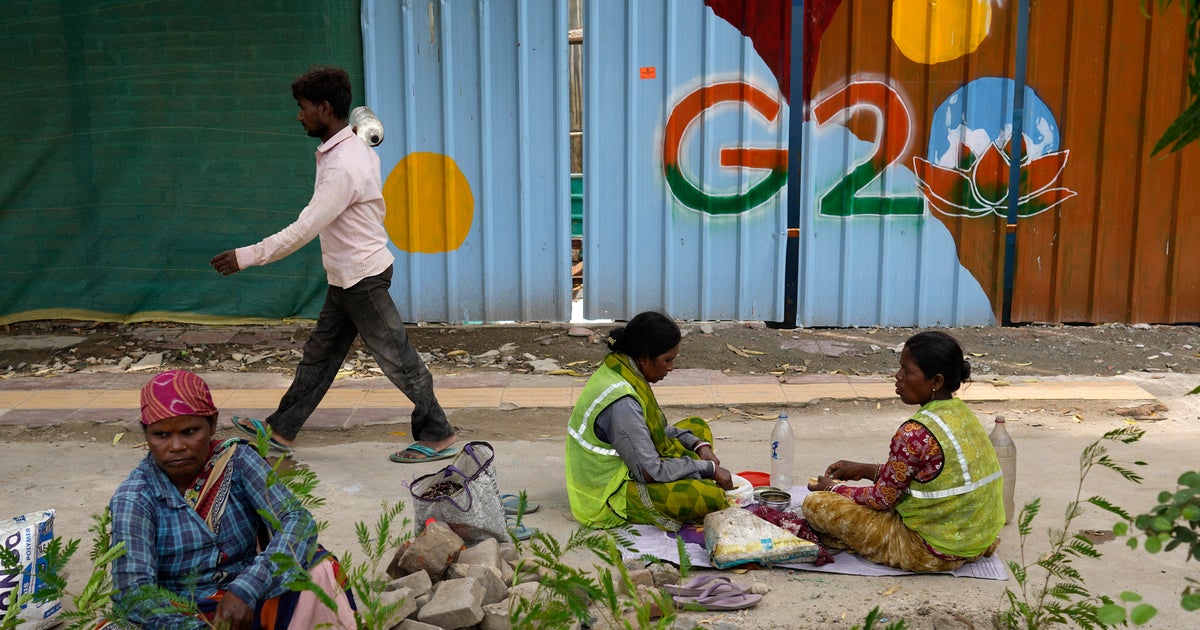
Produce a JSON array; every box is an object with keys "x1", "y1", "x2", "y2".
[{"x1": 382, "y1": 520, "x2": 686, "y2": 629}]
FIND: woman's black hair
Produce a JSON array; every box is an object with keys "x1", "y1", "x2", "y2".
[
  {"x1": 605, "y1": 311, "x2": 681, "y2": 361},
  {"x1": 904, "y1": 330, "x2": 972, "y2": 393},
  {"x1": 292, "y1": 65, "x2": 353, "y2": 120}
]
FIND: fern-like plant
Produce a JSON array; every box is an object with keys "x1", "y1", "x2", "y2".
[
  {"x1": 508, "y1": 526, "x2": 675, "y2": 629},
  {"x1": 997, "y1": 425, "x2": 1146, "y2": 630}
]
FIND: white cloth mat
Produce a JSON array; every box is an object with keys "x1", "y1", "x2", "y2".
[{"x1": 623, "y1": 486, "x2": 1009, "y2": 581}]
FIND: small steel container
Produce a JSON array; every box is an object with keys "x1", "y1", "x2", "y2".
[{"x1": 757, "y1": 489, "x2": 792, "y2": 511}]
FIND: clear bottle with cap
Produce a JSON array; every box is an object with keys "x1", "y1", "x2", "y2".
[
  {"x1": 989, "y1": 414, "x2": 1017, "y2": 524},
  {"x1": 770, "y1": 412, "x2": 795, "y2": 490}
]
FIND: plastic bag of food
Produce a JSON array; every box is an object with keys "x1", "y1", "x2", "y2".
[
  {"x1": 703, "y1": 506, "x2": 820, "y2": 569},
  {"x1": 1, "y1": 509, "x2": 61, "y2": 629}
]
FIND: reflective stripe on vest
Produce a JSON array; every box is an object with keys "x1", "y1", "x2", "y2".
[
  {"x1": 567, "y1": 381, "x2": 623, "y2": 457},
  {"x1": 906, "y1": 409, "x2": 1002, "y2": 499}
]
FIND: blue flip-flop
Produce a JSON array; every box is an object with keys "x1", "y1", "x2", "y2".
[
  {"x1": 389, "y1": 443, "x2": 458, "y2": 463},
  {"x1": 500, "y1": 493, "x2": 540, "y2": 516},
  {"x1": 507, "y1": 520, "x2": 538, "y2": 541},
  {"x1": 230, "y1": 416, "x2": 293, "y2": 453}
]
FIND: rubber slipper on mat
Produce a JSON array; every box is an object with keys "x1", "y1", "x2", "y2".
[
  {"x1": 389, "y1": 443, "x2": 458, "y2": 463},
  {"x1": 230, "y1": 416, "x2": 293, "y2": 453}
]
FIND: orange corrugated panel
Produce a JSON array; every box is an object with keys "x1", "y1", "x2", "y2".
[
  {"x1": 1016, "y1": 1, "x2": 1200, "y2": 323},
  {"x1": 1134, "y1": 3, "x2": 1187, "y2": 323}
]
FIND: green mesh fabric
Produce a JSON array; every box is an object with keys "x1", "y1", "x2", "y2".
[{"x1": 0, "y1": 1, "x2": 363, "y2": 324}]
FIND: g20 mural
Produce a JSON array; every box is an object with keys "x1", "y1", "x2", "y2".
[{"x1": 657, "y1": 0, "x2": 1077, "y2": 324}]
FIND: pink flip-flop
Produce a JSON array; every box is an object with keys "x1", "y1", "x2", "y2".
[
  {"x1": 661, "y1": 575, "x2": 747, "y2": 597},
  {"x1": 672, "y1": 580, "x2": 762, "y2": 611}
]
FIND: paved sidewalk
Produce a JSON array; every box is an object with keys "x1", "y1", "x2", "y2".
[{"x1": 0, "y1": 368, "x2": 1156, "y2": 429}]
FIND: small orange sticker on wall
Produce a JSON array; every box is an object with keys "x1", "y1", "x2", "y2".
[{"x1": 639, "y1": 66, "x2": 656, "y2": 79}]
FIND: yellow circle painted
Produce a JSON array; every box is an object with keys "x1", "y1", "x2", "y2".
[
  {"x1": 382, "y1": 152, "x2": 474, "y2": 254},
  {"x1": 892, "y1": 0, "x2": 993, "y2": 65}
]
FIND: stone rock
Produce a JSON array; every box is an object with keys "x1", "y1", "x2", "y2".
[
  {"x1": 528, "y1": 358, "x2": 560, "y2": 373},
  {"x1": 378, "y1": 586, "x2": 417, "y2": 624},
  {"x1": 646, "y1": 562, "x2": 680, "y2": 587},
  {"x1": 747, "y1": 581, "x2": 770, "y2": 595},
  {"x1": 446, "y1": 562, "x2": 472, "y2": 579},
  {"x1": 467, "y1": 565, "x2": 508, "y2": 605},
  {"x1": 457, "y1": 538, "x2": 504, "y2": 573},
  {"x1": 481, "y1": 599, "x2": 511, "y2": 630},
  {"x1": 415, "y1": 593, "x2": 431, "y2": 608},
  {"x1": 0, "y1": 336, "x2": 82, "y2": 352},
  {"x1": 395, "y1": 620, "x2": 442, "y2": 630},
  {"x1": 389, "y1": 521, "x2": 465, "y2": 580},
  {"x1": 567, "y1": 327, "x2": 593, "y2": 337},
  {"x1": 507, "y1": 581, "x2": 539, "y2": 603},
  {"x1": 417, "y1": 576, "x2": 485, "y2": 629},
  {"x1": 498, "y1": 542, "x2": 518, "y2": 564},
  {"x1": 498, "y1": 342, "x2": 518, "y2": 353},
  {"x1": 386, "y1": 570, "x2": 433, "y2": 597},
  {"x1": 622, "y1": 568, "x2": 654, "y2": 595},
  {"x1": 700, "y1": 323, "x2": 714, "y2": 334},
  {"x1": 128, "y1": 352, "x2": 164, "y2": 371}
]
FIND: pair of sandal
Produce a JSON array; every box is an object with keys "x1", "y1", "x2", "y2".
[{"x1": 662, "y1": 575, "x2": 762, "y2": 611}]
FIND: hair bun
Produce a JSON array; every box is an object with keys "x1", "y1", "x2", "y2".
[{"x1": 605, "y1": 327, "x2": 625, "y2": 351}]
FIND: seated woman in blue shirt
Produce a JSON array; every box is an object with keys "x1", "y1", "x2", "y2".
[{"x1": 108, "y1": 370, "x2": 355, "y2": 629}]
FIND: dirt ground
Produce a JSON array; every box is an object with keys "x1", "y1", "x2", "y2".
[
  {"x1": 3, "y1": 318, "x2": 1200, "y2": 381},
  {"x1": 3, "y1": 318, "x2": 1200, "y2": 628}
]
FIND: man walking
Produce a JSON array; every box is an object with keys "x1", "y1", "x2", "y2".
[{"x1": 210, "y1": 65, "x2": 457, "y2": 463}]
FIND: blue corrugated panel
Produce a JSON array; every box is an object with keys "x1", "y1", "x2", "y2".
[
  {"x1": 362, "y1": 0, "x2": 571, "y2": 323},
  {"x1": 582, "y1": 0, "x2": 788, "y2": 322}
]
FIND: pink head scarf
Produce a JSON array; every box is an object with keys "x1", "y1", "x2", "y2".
[{"x1": 140, "y1": 369, "x2": 217, "y2": 425}]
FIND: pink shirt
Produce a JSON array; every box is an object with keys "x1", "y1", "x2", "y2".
[{"x1": 235, "y1": 125, "x2": 394, "y2": 288}]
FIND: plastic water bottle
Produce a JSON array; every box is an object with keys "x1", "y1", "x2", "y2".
[
  {"x1": 989, "y1": 415, "x2": 1017, "y2": 524},
  {"x1": 349, "y1": 105, "x2": 385, "y2": 146},
  {"x1": 770, "y1": 412, "x2": 795, "y2": 490}
]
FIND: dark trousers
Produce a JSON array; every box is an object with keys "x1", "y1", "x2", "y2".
[{"x1": 267, "y1": 265, "x2": 451, "y2": 443}]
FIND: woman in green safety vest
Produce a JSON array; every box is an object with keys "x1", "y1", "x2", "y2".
[
  {"x1": 565, "y1": 311, "x2": 735, "y2": 532},
  {"x1": 803, "y1": 331, "x2": 1004, "y2": 572}
]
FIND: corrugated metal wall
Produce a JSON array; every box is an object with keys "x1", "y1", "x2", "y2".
[
  {"x1": 801, "y1": 0, "x2": 1200, "y2": 325},
  {"x1": 1015, "y1": 0, "x2": 1200, "y2": 323},
  {"x1": 581, "y1": 0, "x2": 789, "y2": 321},
  {"x1": 362, "y1": 0, "x2": 571, "y2": 323},
  {"x1": 798, "y1": 0, "x2": 1016, "y2": 326}
]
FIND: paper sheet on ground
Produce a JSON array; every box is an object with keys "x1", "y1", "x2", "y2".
[{"x1": 623, "y1": 487, "x2": 1008, "y2": 581}]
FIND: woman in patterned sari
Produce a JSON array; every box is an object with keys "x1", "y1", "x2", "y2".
[
  {"x1": 108, "y1": 370, "x2": 356, "y2": 629},
  {"x1": 803, "y1": 331, "x2": 1004, "y2": 573},
  {"x1": 566, "y1": 311, "x2": 734, "y2": 532}
]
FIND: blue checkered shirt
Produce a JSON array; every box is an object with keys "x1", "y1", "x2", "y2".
[{"x1": 109, "y1": 442, "x2": 317, "y2": 628}]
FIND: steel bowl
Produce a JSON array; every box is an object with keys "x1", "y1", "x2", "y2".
[{"x1": 757, "y1": 489, "x2": 792, "y2": 511}]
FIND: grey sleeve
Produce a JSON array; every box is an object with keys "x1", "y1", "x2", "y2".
[
  {"x1": 665, "y1": 425, "x2": 703, "y2": 451},
  {"x1": 594, "y1": 396, "x2": 713, "y2": 483}
]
